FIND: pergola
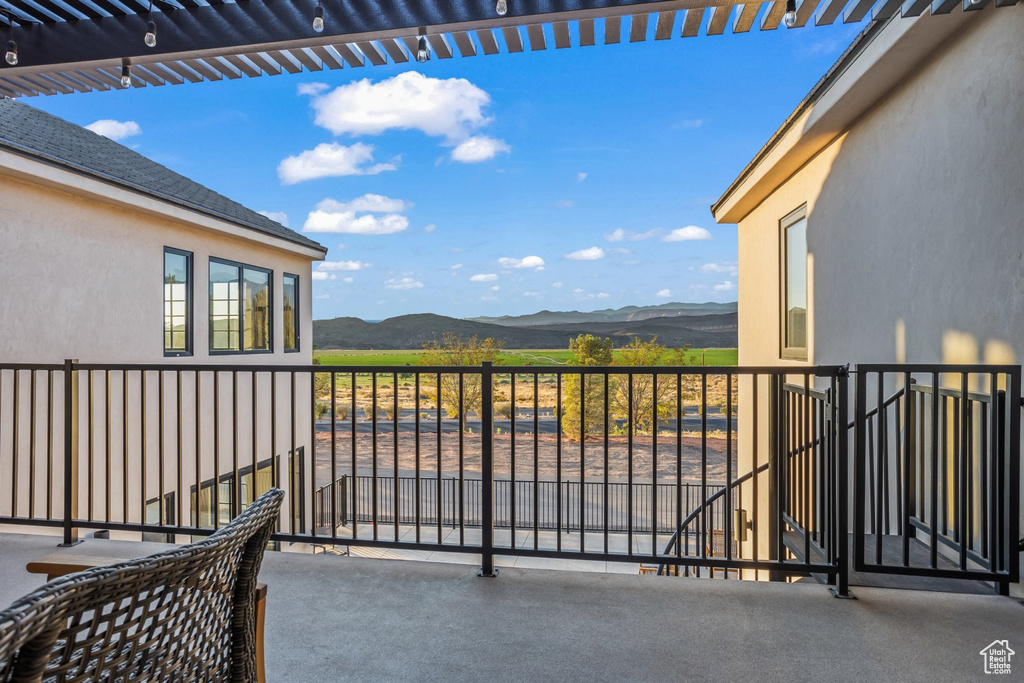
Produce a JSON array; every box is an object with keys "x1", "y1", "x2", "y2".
[{"x1": 0, "y1": 0, "x2": 1008, "y2": 98}]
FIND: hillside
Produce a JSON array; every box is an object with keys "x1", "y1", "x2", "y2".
[
  {"x1": 313, "y1": 311, "x2": 737, "y2": 350},
  {"x1": 467, "y1": 301, "x2": 737, "y2": 326}
]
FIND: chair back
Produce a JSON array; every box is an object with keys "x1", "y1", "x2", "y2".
[{"x1": 0, "y1": 487, "x2": 283, "y2": 683}]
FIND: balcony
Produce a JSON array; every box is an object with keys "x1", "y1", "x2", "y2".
[
  {"x1": 0, "y1": 529, "x2": 1020, "y2": 681},
  {"x1": 0, "y1": 360, "x2": 1020, "y2": 678}
]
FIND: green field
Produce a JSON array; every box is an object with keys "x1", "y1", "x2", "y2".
[{"x1": 315, "y1": 348, "x2": 737, "y2": 367}]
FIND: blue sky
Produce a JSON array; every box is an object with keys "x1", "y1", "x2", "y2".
[{"x1": 30, "y1": 19, "x2": 864, "y2": 321}]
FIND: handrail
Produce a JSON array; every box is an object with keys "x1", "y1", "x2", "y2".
[{"x1": 656, "y1": 462, "x2": 770, "y2": 575}]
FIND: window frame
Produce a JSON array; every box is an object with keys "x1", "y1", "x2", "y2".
[
  {"x1": 208, "y1": 256, "x2": 274, "y2": 355},
  {"x1": 282, "y1": 272, "x2": 300, "y2": 353},
  {"x1": 779, "y1": 205, "x2": 808, "y2": 361},
  {"x1": 163, "y1": 247, "x2": 193, "y2": 358}
]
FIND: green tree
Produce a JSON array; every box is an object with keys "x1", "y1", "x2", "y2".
[
  {"x1": 561, "y1": 334, "x2": 614, "y2": 441},
  {"x1": 420, "y1": 333, "x2": 504, "y2": 427},
  {"x1": 611, "y1": 337, "x2": 677, "y2": 435}
]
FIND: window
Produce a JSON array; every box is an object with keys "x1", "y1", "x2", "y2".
[
  {"x1": 164, "y1": 248, "x2": 192, "y2": 356},
  {"x1": 781, "y1": 207, "x2": 808, "y2": 360},
  {"x1": 283, "y1": 273, "x2": 299, "y2": 352},
  {"x1": 209, "y1": 258, "x2": 272, "y2": 353}
]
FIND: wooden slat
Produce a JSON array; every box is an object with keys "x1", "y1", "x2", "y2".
[
  {"x1": 815, "y1": 0, "x2": 848, "y2": 25},
  {"x1": 266, "y1": 50, "x2": 302, "y2": 74},
  {"x1": 793, "y1": 0, "x2": 822, "y2": 26},
  {"x1": 734, "y1": 3, "x2": 760, "y2": 32},
  {"x1": 89, "y1": 67, "x2": 126, "y2": 89},
  {"x1": 378, "y1": 38, "x2": 409, "y2": 62},
  {"x1": 629, "y1": 12, "x2": 648, "y2": 41},
  {"x1": 761, "y1": 0, "x2": 787, "y2": 29},
  {"x1": 654, "y1": 10, "x2": 675, "y2": 40},
  {"x1": 47, "y1": 71, "x2": 93, "y2": 92},
  {"x1": 26, "y1": 555, "x2": 127, "y2": 576},
  {"x1": 309, "y1": 45, "x2": 345, "y2": 70},
  {"x1": 844, "y1": 0, "x2": 877, "y2": 20},
  {"x1": 578, "y1": 18, "x2": 595, "y2": 46},
  {"x1": 289, "y1": 48, "x2": 323, "y2": 72},
  {"x1": 604, "y1": 15, "x2": 621, "y2": 43},
  {"x1": 901, "y1": 0, "x2": 931, "y2": 15},
  {"x1": 181, "y1": 58, "x2": 224, "y2": 81},
  {"x1": 426, "y1": 33, "x2": 453, "y2": 58},
  {"x1": 707, "y1": 5, "x2": 731, "y2": 34},
  {"x1": 526, "y1": 23, "x2": 546, "y2": 50},
  {"x1": 400, "y1": 35, "x2": 419, "y2": 56},
  {"x1": 333, "y1": 43, "x2": 365, "y2": 67},
  {"x1": 872, "y1": 0, "x2": 903, "y2": 19},
  {"x1": 57, "y1": 0, "x2": 104, "y2": 19},
  {"x1": 224, "y1": 54, "x2": 261, "y2": 78},
  {"x1": 930, "y1": 0, "x2": 961, "y2": 13},
  {"x1": 502, "y1": 25, "x2": 524, "y2": 52},
  {"x1": 246, "y1": 52, "x2": 283, "y2": 76},
  {"x1": 142, "y1": 61, "x2": 186, "y2": 84},
  {"x1": 682, "y1": 7, "x2": 704, "y2": 37},
  {"x1": 0, "y1": 79, "x2": 25, "y2": 98},
  {"x1": 3, "y1": 1, "x2": 52, "y2": 23},
  {"x1": 199, "y1": 56, "x2": 243, "y2": 79},
  {"x1": 452, "y1": 31, "x2": 478, "y2": 57},
  {"x1": 6, "y1": 75, "x2": 46, "y2": 95},
  {"x1": 25, "y1": 0, "x2": 79, "y2": 22},
  {"x1": 355, "y1": 41, "x2": 387, "y2": 65},
  {"x1": 70, "y1": 69, "x2": 112, "y2": 90},
  {"x1": 87, "y1": 0, "x2": 129, "y2": 15},
  {"x1": 130, "y1": 65, "x2": 165, "y2": 86},
  {"x1": 476, "y1": 28, "x2": 500, "y2": 54},
  {"x1": 160, "y1": 61, "x2": 202, "y2": 83},
  {"x1": 553, "y1": 21, "x2": 570, "y2": 48}
]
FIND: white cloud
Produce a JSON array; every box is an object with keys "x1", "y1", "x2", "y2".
[
  {"x1": 328, "y1": 193, "x2": 408, "y2": 213},
  {"x1": 498, "y1": 256, "x2": 545, "y2": 271},
  {"x1": 311, "y1": 271, "x2": 331, "y2": 281},
  {"x1": 577, "y1": 172, "x2": 588, "y2": 182},
  {"x1": 85, "y1": 119, "x2": 141, "y2": 141},
  {"x1": 385, "y1": 277, "x2": 423, "y2": 290},
  {"x1": 318, "y1": 260, "x2": 368, "y2": 271},
  {"x1": 298, "y1": 82, "x2": 330, "y2": 96},
  {"x1": 450, "y1": 135, "x2": 510, "y2": 163},
  {"x1": 470, "y1": 273, "x2": 498, "y2": 282},
  {"x1": 490, "y1": 285, "x2": 500, "y2": 292},
  {"x1": 663, "y1": 226, "x2": 713, "y2": 242},
  {"x1": 308, "y1": 72, "x2": 492, "y2": 141},
  {"x1": 699, "y1": 261, "x2": 739, "y2": 276},
  {"x1": 596, "y1": 292, "x2": 611, "y2": 299},
  {"x1": 713, "y1": 280, "x2": 736, "y2": 292},
  {"x1": 424, "y1": 224, "x2": 436, "y2": 233},
  {"x1": 342, "y1": 277, "x2": 354, "y2": 283},
  {"x1": 304, "y1": 199, "x2": 409, "y2": 235},
  {"x1": 278, "y1": 143, "x2": 397, "y2": 184},
  {"x1": 315, "y1": 294, "x2": 330, "y2": 300},
  {"x1": 552, "y1": 282, "x2": 563, "y2": 288},
  {"x1": 605, "y1": 228, "x2": 658, "y2": 242},
  {"x1": 566, "y1": 247, "x2": 605, "y2": 261},
  {"x1": 572, "y1": 288, "x2": 585, "y2": 294},
  {"x1": 450, "y1": 264, "x2": 463, "y2": 270},
  {"x1": 555, "y1": 200, "x2": 575, "y2": 209},
  {"x1": 258, "y1": 211, "x2": 289, "y2": 227},
  {"x1": 657, "y1": 288, "x2": 672, "y2": 298}
]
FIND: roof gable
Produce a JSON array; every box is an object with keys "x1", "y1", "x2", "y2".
[{"x1": 0, "y1": 99, "x2": 325, "y2": 255}]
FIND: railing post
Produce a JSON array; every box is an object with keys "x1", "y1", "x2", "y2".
[
  {"x1": 767, "y1": 374, "x2": 782, "y2": 581},
  {"x1": 60, "y1": 358, "x2": 81, "y2": 547},
  {"x1": 832, "y1": 365, "x2": 853, "y2": 598},
  {"x1": 479, "y1": 361, "x2": 498, "y2": 577}
]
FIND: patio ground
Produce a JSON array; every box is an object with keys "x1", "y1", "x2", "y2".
[{"x1": 1, "y1": 531, "x2": 1021, "y2": 682}]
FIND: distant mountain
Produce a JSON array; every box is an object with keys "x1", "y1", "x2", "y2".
[
  {"x1": 313, "y1": 310, "x2": 737, "y2": 350},
  {"x1": 466, "y1": 301, "x2": 737, "y2": 327}
]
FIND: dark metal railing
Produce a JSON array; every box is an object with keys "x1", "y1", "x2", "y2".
[
  {"x1": 0, "y1": 360, "x2": 852, "y2": 585},
  {"x1": 853, "y1": 364, "x2": 1021, "y2": 594},
  {"x1": 315, "y1": 475, "x2": 728, "y2": 534}
]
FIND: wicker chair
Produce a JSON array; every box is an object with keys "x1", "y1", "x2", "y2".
[{"x1": 0, "y1": 487, "x2": 284, "y2": 683}]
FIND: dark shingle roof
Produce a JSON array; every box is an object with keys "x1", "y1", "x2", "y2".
[{"x1": 0, "y1": 99, "x2": 325, "y2": 254}]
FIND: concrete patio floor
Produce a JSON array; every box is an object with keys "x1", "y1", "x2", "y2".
[{"x1": 1, "y1": 531, "x2": 1021, "y2": 682}]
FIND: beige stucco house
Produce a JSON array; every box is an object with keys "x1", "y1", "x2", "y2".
[
  {"x1": 712, "y1": 7, "x2": 1022, "y2": 592},
  {"x1": 0, "y1": 98, "x2": 326, "y2": 365},
  {"x1": 0, "y1": 100, "x2": 326, "y2": 539}
]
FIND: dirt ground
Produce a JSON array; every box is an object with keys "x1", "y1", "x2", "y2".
[{"x1": 313, "y1": 430, "x2": 738, "y2": 485}]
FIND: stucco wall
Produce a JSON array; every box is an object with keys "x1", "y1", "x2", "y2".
[
  {"x1": 0, "y1": 171, "x2": 317, "y2": 365},
  {"x1": 731, "y1": 8, "x2": 1023, "y2": 587}
]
